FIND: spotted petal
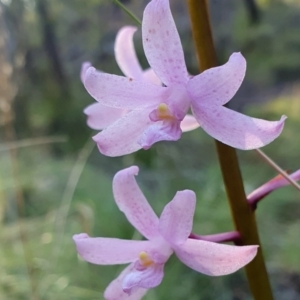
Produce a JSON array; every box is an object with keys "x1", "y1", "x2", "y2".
[
  {"x1": 84, "y1": 103, "x2": 125, "y2": 130},
  {"x1": 113, "y1": 166, "x2": 160, "y2": 240},
  {"x1": 73, "y1": 233, "x2": 153, "y2": 265},
  {"x1": 191, "y1": 104, "x2": 286, "y2": 150},
  {"x1": 175, "y1": 239, "x2": 258, "y2": 276},
  {"x1": 159, "y1": 190, "x2": 196, "y2": 245},
  {"x1": 115, "y1": 26, "x2": 144, "y2": 79},
  {"x1": 93, "y1": 109, "x2": 153, "y2": 157},
  {"x1": 84, "y1": 68, "x2": 167, "y2": 109},
  {"x1": 188, "y1": 53, "x2": 246, "y2": 106},
  {"x1": 142, "y1": 0, "x2": 189, "y2": 85}
]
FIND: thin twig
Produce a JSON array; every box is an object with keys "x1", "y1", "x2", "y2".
[
  {"x1": 48, "y1": 138, "x2": 95, "y2": 285},
  {"x1": 255, "y1": 149, "x2": 300, "y2": 192},
  {"x1": 41, "y1": 139, "x2": 94, "y2": 298},
  {"x1": 3, "y1": 125, "x2": 39, "y2": 300},
  {"x1": 113, "y1": 0, "x2": 142, "y2": 26},
  {"x1": 0, "y1": 136, "x2": 67, "y2": 152},
  {"x1": 53, "y1": 138, "x2": 95, "y2": 260}
]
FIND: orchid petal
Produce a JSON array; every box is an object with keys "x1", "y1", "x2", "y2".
[
  {"x1": 80, "y1": 61, "x2": 92, "y2": 83},
  {"x1": 191, "y1": 104, "x2": 286, "y2": 150},
  {"x1": 122, "y1": 263, "x2": 164, "y2": 294},
  {"x1": 73, "y1": 233, "x2": 153, "y2": 265},
  {"x1": 142, "y1": 68, "x2": 161, "y2": 86},
  {"x1": 115, "y1": 26, "x2": 144, "y2": 79},
  {"x1": 139, "y1": 121, "x2": 182, "y2": 150},
  {"x1": 84, "y1": 68, "x2": 167, "y2": 109},
  {"x1": 104, "y1": 264, "x2": 148, "y2": 300},
  {"x1": 84, "y1": 103, "x2": 125, "y2": 130},
  {"x1": 113, "y1": 166, "x2": 160, "y2": 240},
  {"x1": 92, "y1": 109, "x2": 153, "y2": 157},
  {"x1": 142, "y1": 0, "x2": 189, "y2": 85},
  {"x1": 175, "y1": 239, "x2": 258, "y2": 276},
  {"x1": 180, "y1": 114, "x2": 200, "y2": 132},
  {"x1": 159, "y1": 190, "x2": 196, "y2": 245},
  {"x1": 188, "y1": 53, "x2": 246, "y2": 106}
]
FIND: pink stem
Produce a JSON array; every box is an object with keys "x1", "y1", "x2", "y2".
[
  {"x1": 247, "y1": 169, "x2": 300, "y2": 209},
  {"x1": 190, "y1": 169, "x2": 300, "y2": 245}
]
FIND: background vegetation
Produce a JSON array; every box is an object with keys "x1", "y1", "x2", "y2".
[{"x1": 0, "y1": 0, "x2": 300, "y2": 299}]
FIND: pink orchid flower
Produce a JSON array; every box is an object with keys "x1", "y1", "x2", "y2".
[
  {"x1": 73, "y1": 166, "x2": 258, "y2": 300},
  {"x1": 82, "y1": 26, "x2": 200, "y2": 133},
  {"x1": 83, "y1": 0, "x2": 285, "y2": 157}
]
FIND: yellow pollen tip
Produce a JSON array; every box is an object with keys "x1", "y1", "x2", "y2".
[
  {"x1": 139, "y1": 251, "x2": 154, "y2": 267},
  {"x1": 158, "y1": 103, "x2": 168, "y2": 114},
  {"x1": 157, "y1": 103, "x2": 174, "y2": 120}
]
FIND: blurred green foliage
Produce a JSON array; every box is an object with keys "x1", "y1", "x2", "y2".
[{"x1": 1, "y1": 0, "x2": 300, "y2": 299}]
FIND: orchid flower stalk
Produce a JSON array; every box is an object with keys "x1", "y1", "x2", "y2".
[
  {"x1": 190, "y1": 168, "x2": 300, "y2": 243},
  {"x1": 247, "y1": 168, "x2": 300, "y2": 208},
  {"x1": 73, "y1": 166, "x2": 258, "y2": 300},
  {"x1": 186, "y1": 0, "x2": 273, "y2": 299}
]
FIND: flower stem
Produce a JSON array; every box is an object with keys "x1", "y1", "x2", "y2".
[
  {"x1": 247, "y1": 168, "x2": 300, "y2": 209},
  {"x1": 186, "y1": 1, "x2": 273, "y2": 299}
]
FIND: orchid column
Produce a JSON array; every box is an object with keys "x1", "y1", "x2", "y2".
[{"x1": 186, "y1": 1, "x2": 273, "y2": 299}]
